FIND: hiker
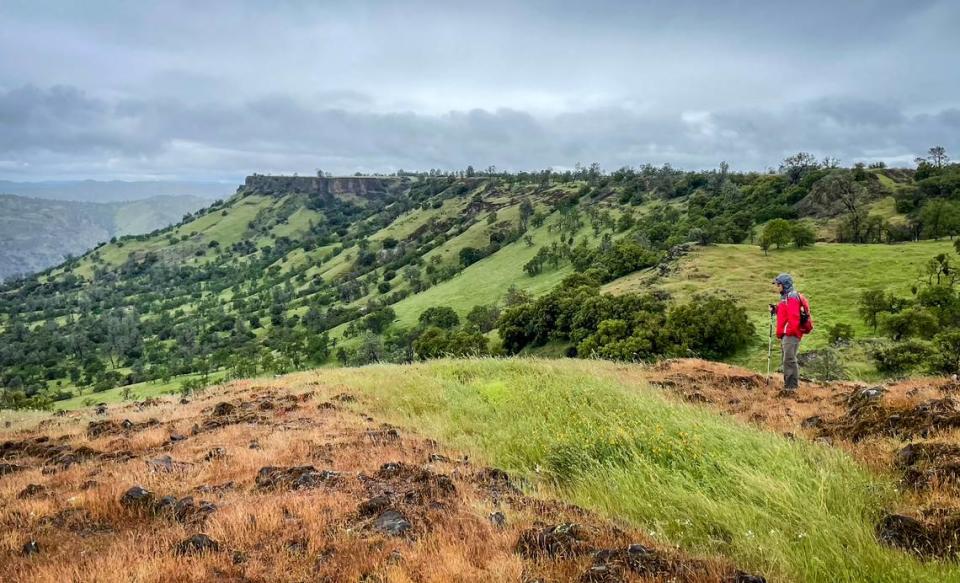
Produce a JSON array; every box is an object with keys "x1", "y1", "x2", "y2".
[{"x1": 769, "y1": 273, "x2": 813, "y2": 393}]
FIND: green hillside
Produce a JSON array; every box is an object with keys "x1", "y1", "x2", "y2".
[{"x1": 2, "y1": 162, "x2": 959, "y2": 408}]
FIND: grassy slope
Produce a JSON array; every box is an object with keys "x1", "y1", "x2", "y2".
[
  {"x1": 388, "y1": 211, "x2": 587, "y2": 327},
  {"x1": 291, "y1": 358, "x2": 954, "y2": 583},
  {"x1": 69, "y1": 195, "x2": 273, "y2": 278},
  {"x1": 604, "y1": 241, "x2": 957, "y2": 371}
]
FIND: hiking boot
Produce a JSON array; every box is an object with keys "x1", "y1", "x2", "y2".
[{"x1": 778, "y1": 388, "x2": 799, "y2": 399}]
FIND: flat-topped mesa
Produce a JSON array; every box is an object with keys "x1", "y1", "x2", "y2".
[{"x1": 243, "y1": 175, "x2": 401, "y2": 198}]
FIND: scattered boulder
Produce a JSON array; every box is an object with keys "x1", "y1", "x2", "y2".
[
  {"x1": 21, "y1": 541, "x2": 40, "y2": 556},
  {"x1": 94, "y1": 403, "x2": 108, "y2": 415},
  {"x1": 820, "y1": 389, "x2": 960, "y2": 441},
  {"x1": 168, "y1": 433, "x2": 187, "y2": 443},
  {"x1": 120, "y1": 486, "x2": 155, "y2": 509},
  {"x1": 175, "y1": 534, "x2": 220, "y2": 556},
  {"x1": 87, "y1": 418, "x2": 159, "y2": 439},
  {"x1": 358, "y1": 495, "x2": 392, "y2": 517},
  {"x1": 489, "y1": 511, "x2": 506, "y2": 528},
  {"x1": 204, "y1": 447, "x2": 227, "y2": 461},
  {"x1": 212, "y1": 402, "x2": 236, "y2": 416},
  {"x1": 332, "y1": 393, "x2": 356, "y2": 403},
  {"x1": 373, "y1": 510, "x2": 411, "y2": 537},
  {"x1": 800, "y1": 415, "x2": 823, "y2": 429},
  {"x1": 895, "y1": 442, "x2": 960, "y2": 490},
  {"x1": 366, "y1": 427, "x2": 401, "y2": 445},
  {"x1": 147, "y1": 455, "x2": 178, "y2": 473},
  {"x1": 427, "y1": 453, "x2": 451, "y2": 463},
  {"x1": 685, "y1": 392, "x2": 711, "y2": 404},
  {"x1": 877, "y1": 514, "x2": 938, "y2": 556},
  {"x1": 875, "y1": 512, "x2": 960, "y2": 559},
  {"x1": 86, "y1": 420, "x2": 121, "y2": 438},
  {"x1": 172, "y1": 497, "x2": 218, "y2": 525},
  {"x1": 516, "y1": 523, "x2": 591, "y2": 559},
  {"x1": 732, "y1": 571, "x2": 768, "y2": 583},
  {"x1": 194, "y1": 481, "x2": 235, "y2": 496},
  {"x1": 17, "y1": 484, "x2": 49, "y2": 499},
  {"x1": 0, "y1": 462, "x2": 25, "y2": 476},
  {"x1": 256, "y1": 466, "x2": 341, "y2": 491}
]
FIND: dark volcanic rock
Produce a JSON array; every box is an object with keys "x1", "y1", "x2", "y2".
[
  {"x1": 0, "y1": 462, "x2": 25, "y2": 476},
  {"x1": 732, "y1": 571, "x2": 768, "y2": 583},
  {"x1": 120, "y1": 486, "x2": 155, "y2": 509},
  {"x1": 175, "y1": 534, "x2": 220, "y2": 555},
  {"x1": 876, "y1": 514, "x2": 938, "y2": 556},
  {"x1": 213, "y1": 401, "x2": 237, "y2": 417},
  {"x1": 204, "y1": 447, "x2": 227, "y2": 461},
  {"x1": 255, "y1": 466, "x2": 341, "y2": 491},
  {"x1": 801, "y1": 415, "x2": 823, "y2": 429},
  {"x1": 489, "y1": 511, "x2": 506, "y2": 528},
  {"x1": 21, "y1": 541, "x2": 40, "y2": 556},
  {"x1": 172, "y1": 496, "x2": 217, "y2": 525},
  {"x1": 358, "y1": 495, "x2": 392, "y2": 517},
  {"x1": 147, "y1": 455, "x2": 175, "y2": 472},
  {"x1": 516, "y1": 523, "x2": 590, "y2": 559},
  {"x1": 894, "y1": 442, "x2": 960, "y2": 490},
  {"x1": 17, "y1": 484, "x2": 49, "y2": 499},
  {"x1": 86, "y1": 420, "x2": 121, "y2": 438},
  {"x1": 366, "y1": 427, "x2": 401, "y2": 444},
  {"x1": 821, "y1": 390, "x2": 960, "y2": 441},
  {"x1": 373, "y1": 510, "x2": 411, "y2": 537},
  {"x1": 212, "y1": 402, "x2": 236, "y2": 416}
]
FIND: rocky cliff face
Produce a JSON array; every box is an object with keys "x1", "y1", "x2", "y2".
[{"x1": 243, "y1": 175, "x2": 403, "y2": 199}]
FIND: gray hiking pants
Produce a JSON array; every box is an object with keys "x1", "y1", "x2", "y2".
[{"x1": 782, "y1": 336, "x2": 800, "y2": 390}]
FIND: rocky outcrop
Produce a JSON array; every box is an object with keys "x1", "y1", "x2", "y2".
[{"x1": 243, "y1": 175, "x2": 402, "y2": 199}]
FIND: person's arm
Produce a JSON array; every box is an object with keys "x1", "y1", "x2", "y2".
[{"x1": 775, "y1": 301, "x2": 786, "y2": 339}]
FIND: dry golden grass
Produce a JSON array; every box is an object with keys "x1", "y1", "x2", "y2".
[{"x1": 0, "y1": 377, "x2": 744, "y2": 583}]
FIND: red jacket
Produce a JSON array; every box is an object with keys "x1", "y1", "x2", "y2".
[{"x1": 776, "y1": 292, "x2": 811, "y2": 339}]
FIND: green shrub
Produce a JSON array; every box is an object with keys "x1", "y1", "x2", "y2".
[
  {"x1": 827, "y1": 322, "x2": 855, "y2": 345},
  {"x1": 418, "y1": 306, "x2": 460, "y2": 329},
  {"x1": 666, "y1": 294, "x2": 755, "y2": 360},
  {"x1": 879, "y1": 307, "x2": 938, "y2": 341},
  {"x1": 805, "y1": 347, "x2": 848, "y2": 381},
  {"x1": 871, "y1": 340, "x2": 935, "y2": 375},
  {"x1": 929, "y1": 331, "x2": 960, "y2": 375}
]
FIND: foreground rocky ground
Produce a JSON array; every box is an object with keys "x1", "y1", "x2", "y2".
[
  {"x1": 646, "y1": 359, "x2": 960, "y2": 560},
  {"x1": 0, "y1": 377, "x2": 764, "y2": 582}
]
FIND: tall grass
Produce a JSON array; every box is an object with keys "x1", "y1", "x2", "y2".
[{"x1": 316, "y1": 357, "x2": 960, "y2": 583}]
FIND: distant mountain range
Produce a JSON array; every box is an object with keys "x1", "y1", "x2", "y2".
[
  {"x1": 0, "y1": 193, "x2": 211, "y2": 280},
  {"x1": 0, "y1": 180, "x2": 233, "y2": 203}
]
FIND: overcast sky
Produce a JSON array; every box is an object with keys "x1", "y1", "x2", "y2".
[{"x1": 1, "y1": 0, "x2": 958, "y2": 181}]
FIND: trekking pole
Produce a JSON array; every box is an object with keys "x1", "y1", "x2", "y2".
[{"x1": 766, "y1": 309, "x2": 774, "y2": 385}]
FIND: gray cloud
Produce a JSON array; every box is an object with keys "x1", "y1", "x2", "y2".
[
  {"x1": 0, "y1": 1, "x2": 958, "y2": 179},
  {"x1": 2, "y1": 85, "x2": 958, "y2": 180}
]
